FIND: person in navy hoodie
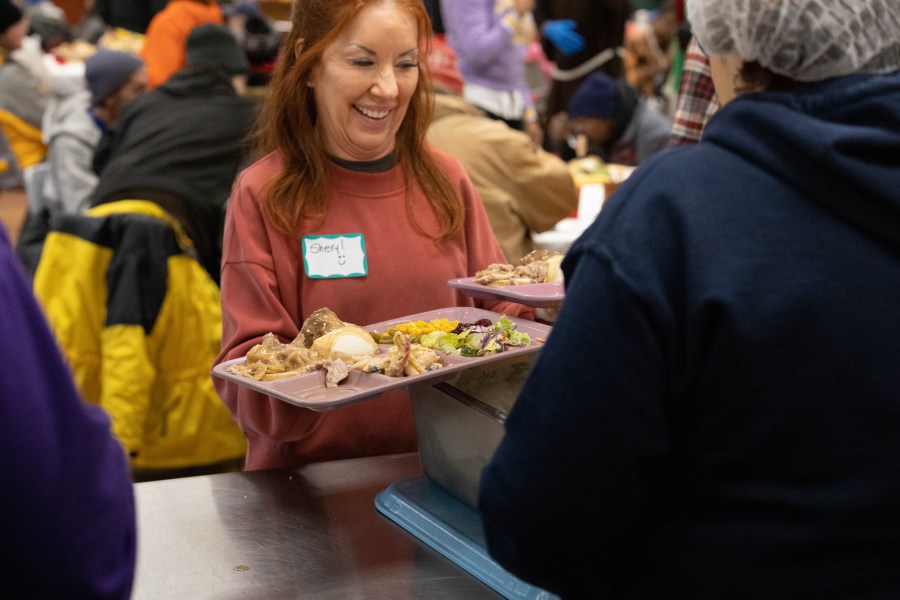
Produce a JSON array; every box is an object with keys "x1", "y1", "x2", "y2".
[
  {"x1": 0, "y1": 223, "x2": 136, "y2": 598},
  {"x1": 479, "y1": 0, "x2": 900, "y2": 597}
]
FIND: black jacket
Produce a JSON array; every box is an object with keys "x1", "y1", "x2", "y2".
[{"x1": 92, "y1": 65, "x2": 257, "y2": 282}]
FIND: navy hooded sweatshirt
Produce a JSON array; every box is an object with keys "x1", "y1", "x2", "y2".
[{"x1": 479, "y1": 71, "x2": 900, "y2": 599}]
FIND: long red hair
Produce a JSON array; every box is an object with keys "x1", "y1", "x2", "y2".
[{"x1": 255, "y1": 0, "x2": 463, "y2": 240}]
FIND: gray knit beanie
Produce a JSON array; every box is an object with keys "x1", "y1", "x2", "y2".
[{"x1": 85, "y1": 49, "x2": 145, "y2": 106}]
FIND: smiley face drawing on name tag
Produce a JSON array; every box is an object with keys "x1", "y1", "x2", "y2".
[{"x1": 302, "y1": 234, "x2": 368, "y2": 278}]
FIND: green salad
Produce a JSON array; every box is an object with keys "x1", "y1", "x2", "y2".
[{"x1": 418, "y1": 315, "x2": 530, "y2": 357}]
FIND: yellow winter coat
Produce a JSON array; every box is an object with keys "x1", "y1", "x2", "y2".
[
  {"x1": 34, "y1": 200, "x2": 245, "y2": 470},
  {"x1": 0, "y1": 109, "x2": 46, "y2": 170}
]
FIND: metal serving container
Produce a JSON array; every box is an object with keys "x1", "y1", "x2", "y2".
[{"x1": 410, "y1": 357, "x2": 536, "y2": 509}]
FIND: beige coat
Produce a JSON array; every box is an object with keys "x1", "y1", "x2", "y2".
[{"x1": 427, "y1": 92, "x2": 577, "y2": 262}]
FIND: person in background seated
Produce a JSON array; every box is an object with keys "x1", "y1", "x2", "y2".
[
  {"x1": 214, "y1": 0, "x2": 533, "y2": 472},
  {"x1": 14, "y1": 48, "x2": 145, "y2": 276},
  {"x1": 425, "y1": 41, "x2": 577, "y2": 262},
  {"x1": 42, "y1": 49, "x2": 145, "y2": 216},
  {"x1": 226, "y1": 0, "x2": 281, "y2": 88},
  {"x1": 140, "y1": 0, "x2": 223, "y2": 88},
  {"x1": 534, "y1": 0, "x2": 631, "y2": 150},
  {"x1": 34, "y1": 30, "x2": 252, "y2": 474},
  {"x1": 0, "y1": 0, "x2": 49, "y2": 176},
  {"x1": 550, "y1": 70, "x2": 671, "y2": 165},
  {"x1": 479, "y1": 0, "x2": 900, "y2": 597},
  {"x1": 91, "y1": 24, "x2": 257, "y2": 284},
  {"x1": 0, "y1": 224, "x2": 136, "y2": 599}
]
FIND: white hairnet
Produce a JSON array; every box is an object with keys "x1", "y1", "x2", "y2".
[{"x1": 689, "y1": 0, "x2": 900, "y2": 81}]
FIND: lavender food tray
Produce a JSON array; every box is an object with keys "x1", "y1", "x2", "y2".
[
  {"x1": 212, "y1": 307, "x2": 550, "y2": 411},
  {"x1": 448, "y1": 277, "x2": 564, "y2": 308}
]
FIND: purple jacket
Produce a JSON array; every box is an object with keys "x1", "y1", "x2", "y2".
[
  {"x1": 441, "y1": 0, "x2": 534, "y2": 112},
  {"x1": 0, "y1": 225, "x2": 136, "y2": 598}
]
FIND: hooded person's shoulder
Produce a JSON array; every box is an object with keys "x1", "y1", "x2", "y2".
[{"x1": 701, "y1": 72, "x2": 900, "y2": 244}]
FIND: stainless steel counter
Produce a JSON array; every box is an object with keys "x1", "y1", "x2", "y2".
[{"x1": 132, "y1": 453, "x2": 500, "y2": 599}]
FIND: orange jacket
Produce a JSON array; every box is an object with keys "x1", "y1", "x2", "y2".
[{"x1": 140, "y1": 0, "x2": 223, "y2": 88}]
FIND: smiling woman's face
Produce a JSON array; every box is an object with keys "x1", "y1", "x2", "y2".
[{"x1": 311, "y1": 3, "x2": 420, "y2": 162}]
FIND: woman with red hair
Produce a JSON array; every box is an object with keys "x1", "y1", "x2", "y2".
[{"x1": 214, "y1": 0, "x2": 531, "y2": 471}]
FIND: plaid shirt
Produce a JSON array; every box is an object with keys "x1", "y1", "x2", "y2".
[{"x1": 669, "y1": 36, "x2": 719, "y2": 146}]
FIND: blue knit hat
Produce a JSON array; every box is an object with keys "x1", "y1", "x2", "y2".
[
  {"x1": 85, "y1": 49, "x2": 145, "y2": 106},
  {"x1": 568, "y1": 72, "x2": 620, "y2": 119}
]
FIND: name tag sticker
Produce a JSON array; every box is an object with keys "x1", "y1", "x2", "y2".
[{"x1": 302, "y1": 234, "x2": 368, "y2": 279}]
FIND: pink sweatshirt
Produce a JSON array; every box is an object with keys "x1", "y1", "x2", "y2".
[{"x1": 215, "y1": 149, "x2": 533, "y2": 470}]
